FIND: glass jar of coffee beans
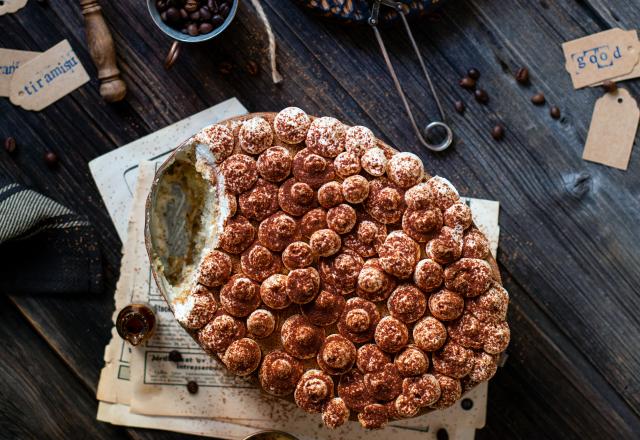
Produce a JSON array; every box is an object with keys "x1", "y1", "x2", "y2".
[{"x1": 156, "y1": 0, "x2": 232, "y2": 36}]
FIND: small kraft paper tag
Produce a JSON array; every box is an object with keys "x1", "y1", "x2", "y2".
[
  {"x1": 9, "y1": 40, "x2": 89, "y2": 111},
  {"x1": 583, "y1": 88, "x2": 639, "y2": 170},
  {"x1": 563, "y1": 28, "x2": 640, "y2": 89},
  {"x1": 0, "y1": 0, "x2": 28, "y2": 15},
  {"x1": 0, "y1": 49, "x2": 40, "y2": 97}
]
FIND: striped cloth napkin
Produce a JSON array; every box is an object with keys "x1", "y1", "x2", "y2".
[{"x1": 0, "y1": 179, "x2": 102, "y2": 294}]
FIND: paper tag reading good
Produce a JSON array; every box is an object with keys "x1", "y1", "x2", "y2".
[
  {"x1": 583, "y1": 88, "x2": 639, "y2": 170},
  {"x1": 0, "y1": 49, "x2": 40, "y2": 97},
  {"x1": 9, "y1": 40, "x2": 89, "y2": 111},
  {"x1": 562, "y1": 28, "x2": 640, "y2": 89},
  {"x1": 0, "y1": 0, "x2": 28, "y2": 15}
]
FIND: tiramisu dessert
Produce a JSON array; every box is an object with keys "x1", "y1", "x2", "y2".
[{"x1": 145, "y1": 108, "x2": 510, "y2": 430}]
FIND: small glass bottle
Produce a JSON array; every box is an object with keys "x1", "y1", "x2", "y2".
[{"x1": 116, "y1": 303, "x2": 156, "y2": 346}]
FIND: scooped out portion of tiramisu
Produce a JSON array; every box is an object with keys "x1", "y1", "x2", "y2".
[{"x1": 146, "y1": 108, "x2": 510, "y2": 430}]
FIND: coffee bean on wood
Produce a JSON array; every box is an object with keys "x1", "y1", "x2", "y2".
[
  {"x1": 531, "y1": 93, "x2": 545, "y2": 105},
  {"x1": 156, "y1": 0, "x2": 232, "y2": 36},
  {"x1": 515, "y1": 67, "x2": 529, "y2": 85},
  {"x1": 474, "y1": 89, "x2": 489, "y2": 104},
  {"x1": 4, "y1": 137, "x2": 16, "y2": 154},
  {"x1": 459, "y1": 76, "x2": 476, "y2": 90}
]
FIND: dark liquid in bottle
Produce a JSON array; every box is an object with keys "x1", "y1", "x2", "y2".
[{"x1": 116, "y1": 304, "x2": 156, "y2": 346}]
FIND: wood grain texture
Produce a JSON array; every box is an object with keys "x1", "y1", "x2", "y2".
[{"x1": 0, "y1": 0, "x2": 639, "y2": 438}]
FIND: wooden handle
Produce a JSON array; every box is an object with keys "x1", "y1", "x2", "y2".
[{"x1": 79, "y1": 0, "x2": 127, "y2": 102}]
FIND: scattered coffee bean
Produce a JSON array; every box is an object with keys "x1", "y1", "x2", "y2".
[
  {"x1": 459, "y1": 76, "x2": 476, "y2": 90},
  {"x1": 218, "y1": 61, "x2": 233, "y2": 75},
  {"x1": 491, "y1": 124, "x2": 505, "y2": 140},
  {"x1": 156, "y1": 0, "x2": 232, "y2": 36},
  {"x1": 602, "y1": 80, "x2": 617, "y2": 94},
  {"x1": 169, "y1": 350, "x2": 183, "y2": 362},
  {"x1": 44, "y1": 151, "x2": 58, "y2": 166},
  {"x1": 474, "y1": 88, "x2": 489, "y2": 104},
  {"x1": 550, "y1": 106, "x2": 561, "y2": 119},
  {"x1": 245, "y1": 60, "x2": 259, "y2": 76},
  {"x1": 454, "y1": 100, "x2": 465, "y2": 114},
  {"x1": 531, "y1": 92, "x2": 545, "y2": 106},
  {"x1": 467, "y1": 68, "x2": 480, "y2": 80},
  {"x1": 461, "y1": 398, "x2": 474, "y2": 410},
  {"x1": 4, "y1": 137, "x2": 16, "y2": 153},
  {"x1": 515, "y1": 67, "x2": 529, "y2": 85},
  {"x1": 187, "y1": 380, "x2": 199, "y2": 394}
]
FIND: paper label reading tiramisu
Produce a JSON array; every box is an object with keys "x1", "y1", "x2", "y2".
[
  {"x1": 9, "y1": 40, "x2": 89, "y2": 111},
  {"x1": 0, "y1": 49, "x2": 40, "y2": 97},
  {"x1": 563, "y1": 28, "x2": 640, "y2": 89}
]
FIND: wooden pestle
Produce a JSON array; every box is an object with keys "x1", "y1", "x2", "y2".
[{"x1": 79, "y1": 0, "x2": 127, "y2": 102}]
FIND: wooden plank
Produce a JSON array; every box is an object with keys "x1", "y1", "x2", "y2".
[
  {"x1": 0, "y1": 297, "x2": 129, "y2": 439},
  {"x1": 1, "y1": 0, "x2": 639, "y2": 438}
]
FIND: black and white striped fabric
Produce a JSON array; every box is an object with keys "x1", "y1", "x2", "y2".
[{"x1": 0, "y1": 179, "x2": 102, "y2": 295}]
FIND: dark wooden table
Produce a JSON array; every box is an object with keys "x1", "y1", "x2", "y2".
[{"x1": 1, "y1": 0, "x2": 639, "y2": 439}]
